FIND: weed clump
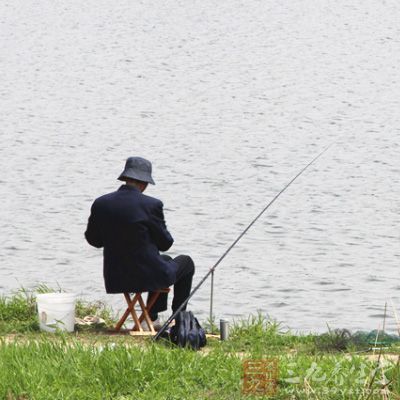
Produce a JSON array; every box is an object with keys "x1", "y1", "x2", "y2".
[
  {"x1": 314, "y1": 328, "x2": 353, "y2": 352},
  {"x1": 0, "y1": 288, "x2": 38, "y2": 334}
]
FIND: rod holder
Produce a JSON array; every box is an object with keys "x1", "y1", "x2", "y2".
[{"x1": 220, "y1": 319, "x2": 229, "y2": 341}]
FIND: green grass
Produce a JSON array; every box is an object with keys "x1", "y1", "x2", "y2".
[
  {"x1": 219, "y1": 314, "x2": 317, "y2": 356},
  {"x1": 0, "y1": 339, "x2": 242, "y2": 400},
  {"x1": 1, "y1": 336, "x2": 398, "y2": 399},
  {"x1": 0, "y1": 288, "x2": 38, "y2": 333},
  {"x1": 1, "y1": 290, "x2": 400, "y2": 399}
]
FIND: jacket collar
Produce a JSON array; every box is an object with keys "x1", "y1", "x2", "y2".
[{"x1": 118, "y1": 184, "x2": 140, "y2": 193}]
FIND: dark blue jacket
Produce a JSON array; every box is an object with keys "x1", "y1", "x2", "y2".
[{"x1": 85, "y1": 185, "x2": 178, "y2": 293}]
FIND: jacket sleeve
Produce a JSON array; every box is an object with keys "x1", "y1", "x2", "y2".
[
  {"x1": 84, "y1": 203, "x2": 104, "y2": 248},
  {"x1": 147, "y1": 200, "x2": 174, "y2": 251}
]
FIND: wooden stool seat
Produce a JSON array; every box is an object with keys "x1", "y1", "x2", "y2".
[{"x1": 115, "y1": 288, "x2": 170, "y2": 334}]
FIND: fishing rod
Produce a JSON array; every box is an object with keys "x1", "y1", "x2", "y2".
[{"x1": 154, "y1": 142, "x2": 334, "y2": 341}]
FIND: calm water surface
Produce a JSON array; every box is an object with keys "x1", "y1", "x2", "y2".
[{"x1": 1, "y1": 0, "x2": 399, "y2": 332}]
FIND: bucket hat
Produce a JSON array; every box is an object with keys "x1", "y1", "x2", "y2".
[{"x1": 118, "y1": 156, "x2": 155, "y2": 185}]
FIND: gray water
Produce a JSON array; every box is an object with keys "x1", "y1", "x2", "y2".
[{"x1": 1, "y1": 0, "x2": 399, "y2": 333}]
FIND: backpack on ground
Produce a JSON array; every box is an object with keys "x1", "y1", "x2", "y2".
[{"x1": 169, "y1": 311, "x2": 207, "y2": 350}]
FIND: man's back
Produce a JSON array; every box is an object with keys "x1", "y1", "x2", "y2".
[{"x1": 85, "y1": 184, "x2": 178, "y2": 293}]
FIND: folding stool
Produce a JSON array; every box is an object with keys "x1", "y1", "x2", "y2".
[{"x1": 115, "y1": 288, "x2": 170, "y2": 334}]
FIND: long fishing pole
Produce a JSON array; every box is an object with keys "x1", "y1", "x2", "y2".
[{"x1": 154, "y1": 142, "x2": 334, "y2": 341}]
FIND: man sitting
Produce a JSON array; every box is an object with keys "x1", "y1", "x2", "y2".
[{"x1": 85, "y1": 156, "x2": 195, "y2": 326}]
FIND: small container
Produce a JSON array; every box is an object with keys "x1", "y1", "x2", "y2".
[
  {"x1": 220, "y1": 319, "x2": 229, "y2": 340},
  {"x1": 36, "y1": 293, "x2": 77, "y2": 333}
]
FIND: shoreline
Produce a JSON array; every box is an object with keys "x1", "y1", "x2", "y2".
[{"x1": 1, "y1": 289, "x2": 400, "y2": 399}]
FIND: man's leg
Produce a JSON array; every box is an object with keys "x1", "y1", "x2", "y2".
[
  {"x1": 147, "y1": 255, "x2": 171, "y2": 321},
  {"x1": 171, "y1": 255, "x2": 195, "y2": 313},
  {"x1": 148, "y1": 292, "x2": 168, "y2": 321},
  {"x1": 148, "y1": 254, "x2": 195, "y2": 320}
]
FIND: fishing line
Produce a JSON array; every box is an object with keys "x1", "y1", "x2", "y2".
[{"x1": 154, "y1": 142, "x2": 334, "y2": 341}]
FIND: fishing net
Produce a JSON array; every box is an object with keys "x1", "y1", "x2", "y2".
[
  {"x1": 351, "y1": 330, "x2": 400, "y2": 347},
  {"x1": 315, "y1": 329, "x2": 400, "y2": 352}
]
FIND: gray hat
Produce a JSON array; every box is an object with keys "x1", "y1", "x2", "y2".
[{"x1": 118, "y1": 156, "x2": 155, "y2": 185}]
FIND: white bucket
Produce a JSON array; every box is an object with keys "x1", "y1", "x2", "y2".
[{"x1": 36, "y1": 293, "x2": 77, "y2": 333}]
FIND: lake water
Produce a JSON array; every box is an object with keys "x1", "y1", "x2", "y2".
[{"x1": 1, "y1": 0, "x2": 399, "y2": 333}]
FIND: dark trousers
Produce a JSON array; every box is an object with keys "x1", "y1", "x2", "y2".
[{"x1": 148, "y1": 254, "x2": 195, "y2": 320}]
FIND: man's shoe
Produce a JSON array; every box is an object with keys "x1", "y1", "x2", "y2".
[
  {"x1": 140, "y1": 318, "x2": 162, "y2": 332},
  {"x1": 152, "y1": 318, "x2": 162, "y2": 331}
]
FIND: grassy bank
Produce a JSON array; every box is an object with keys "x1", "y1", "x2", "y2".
[{"x1": 1, "y1": 289, "x2": 400, "y2": 399}]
